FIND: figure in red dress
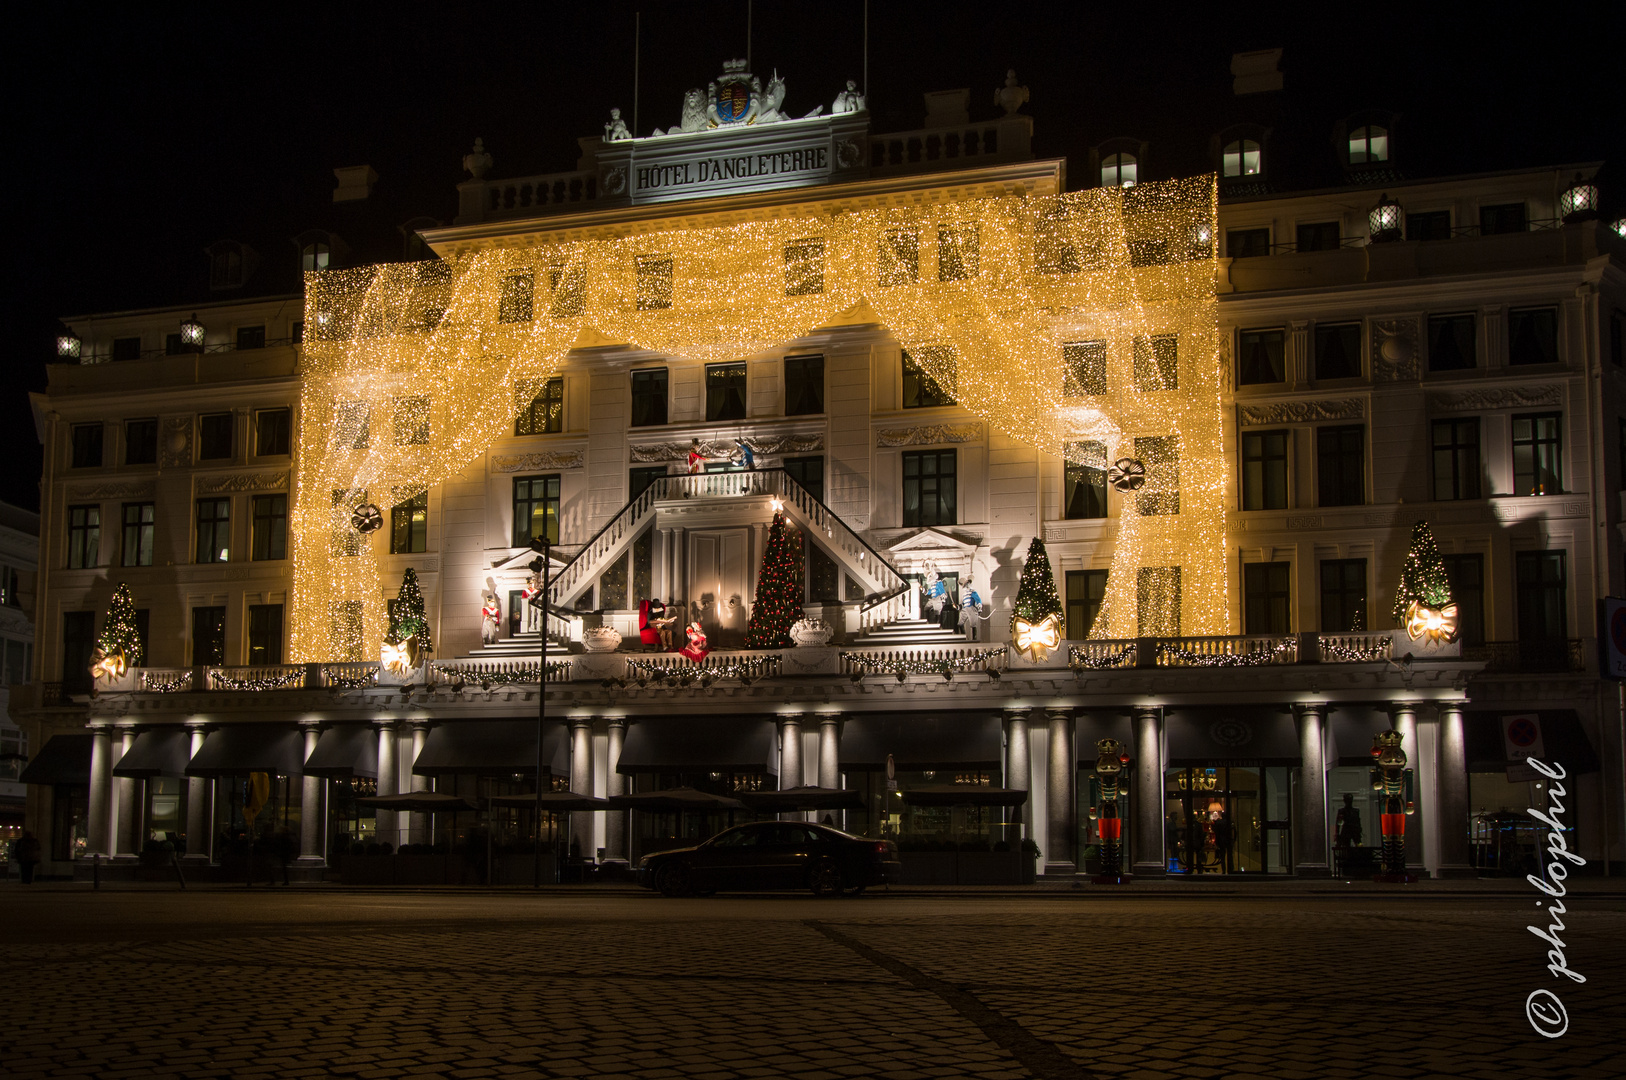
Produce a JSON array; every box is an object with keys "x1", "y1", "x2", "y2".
[
  {"x1": 678, "y1": 620, "x2": 710, "y2": 661},
  {"x1": 687, "y1": 438, "x2": 706, "y2": 474}
]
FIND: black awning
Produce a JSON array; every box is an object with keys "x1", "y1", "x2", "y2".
[
  {"x1": 1165, "y1": 707, "x2": 1300, "y2": 764},
  {"x1": 19, "y1": 734, "x2": 93, "y2": 786},
  {"x1": 303, "y1": 724, "x2": 379, "y2": 779},
  {"x1": 1463, "y1": 710, "x2": 1601, "y2": 774},
  {"x1": 412, "y1": 719, "x2": 569, "y2": 778},
  {"x1": 113, "y1": 727, "x2": 193, "y2": 779},
  {"x1": 1328, "y1": 707, "x2": 1395, "y2": 766},
  {"x1": 185, "y1": 725, "x2": 306, "y2": 778},
  {"x1": 839, "y1": 714, "x2": 1003, "y2": 771},
  {"x1": 616, "y1": 717, "x2": 776, "y2": 774}
]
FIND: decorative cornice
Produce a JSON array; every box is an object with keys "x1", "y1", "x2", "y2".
[
  {"x1": 1426, "y1": 384, "x2": 1563, "y2": 412},
  {"x1": 875, "y1": 423, "x2": 982, "y2": 448},
  {"x1": 1238, "y1": 399, "x2": 1364, "y2": 426},
  {"x1": 629, "y1": 434, "x2": 822, "y2": 463},
  {"x1": 490, "y1": 450, "x2": 586, "y2": 473},
  {"x1": 197, "y1": 471, "x2": 290, "y2": 494},
  {"x1": 66, "y1": 480, "x2": 156, "y2": 501}
]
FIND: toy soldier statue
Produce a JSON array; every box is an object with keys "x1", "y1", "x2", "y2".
[
  {"x1": 1088, "y1": 738, "x2": 1132, "y2": 884},
  {"x1": 1370, "y1": 730, "x2": 1416, "y2": 883}
]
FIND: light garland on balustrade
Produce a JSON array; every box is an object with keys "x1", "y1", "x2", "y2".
[
  {"x1": 289, "y1": 177, "x2": 1225, "y2": 661},
  {"x1": 620, "y1": 657, "x2": 780, "y2": 687},
  {"x1": 140, "y1": 671, "x2": 193, "y2": 693},
  {"x1": 842, "y1": 648, "x2": 1006, "y2": 683},
  {"x1": 441, "y1": 662, "x2": 571, "y2": 690},
  {"x1": 1069, "y1": 643, "x2": 1137, "y2": 670},
  {"x1": 1321, "y1": 640, "x2": 1391, "y2": 663},
  {"x1": 210, "y1": 669, "x2": 307, "y2": 692},
  {"x1": 1154, "y1": 637, "x2": 1297, "y2": 667},
  {"x1": 322, "y1": 666, "x2": 380, "y2": 690}
]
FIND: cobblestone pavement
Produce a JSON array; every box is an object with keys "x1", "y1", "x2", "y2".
[{"x1": 1, "y1": 887, "x2": 1620, "y2": 1080}]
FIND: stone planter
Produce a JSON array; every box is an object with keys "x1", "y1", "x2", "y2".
[
  {"x1": 790, "y1": 618, "x2": 834, "y2": 647},
  {"x1": 581, "y1": 626, "x2": 624, "y2": 653}
]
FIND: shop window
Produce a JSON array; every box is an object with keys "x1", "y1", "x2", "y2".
[
  {"x1": 1427, "y1": 313, "x2": 1477, "y2": 371},
  {"x1": 1432, "y1": 419, "x2": 1482, "y2": 501},
  {"x1": 1135, "y1": 436, "x2": 1179, "y2": 516},
  {"x1": 1319, "y1": 558, "x2": 1366, "y2": 632},
  {"x1": 902, "y1": 351, "x2": 954, "y2": 408},
  {"x1": 784, "y1": 355, "x2": 824, "y2": 416},
  {"x1": 255, "y1": 408, "x2": 291, "y2": 455},
  {"x1": 70, "y1": 423, "x2": 103, "y2": 468},
  {"x1": 389, "y1": 492, "x2": 427, "y2": 554},
  {"x1": 1063, "y1": 443, "x2": 1107, "y2": 520},
  {"x1": 1508, "y1": 307, "x2": 1558, "y2": 366},
  {"x1": 498, "y1": 270, "x2": 535, "y2": 322},
  {"x1": 247, "y1": 604, "x2": 284, "y2": 666},
  {"x1": 1064, "y1": 569, "x2": 1107, "y2": 640},
  {"x1": 1295, "y1": 221, "x2": 1340, "y2": 252},
  {"x1": 1316, "y1": 425, "x2": 1365, "y2": 507},
  {"x1": 783, "y1": 456, "x2": 824, "y2": 503},
  {"x1": 1441, "y1": 554, "x2": 1485, "y2": 646},
  {"x1": 195, "y1": 498, "x2": 230, "y2": 563},
  {"x1": 512, "y1": 474, "x2": 560, "y2": 547},
  {"x1": 902, "y1": 450, "x2": 956, "y2": 527},
  {"x1": 783, "y1": 238, "x2": 825, "y2": 296},
  {"x1": 1512, "y1": 413, "x2": 1562, "y2": 495},
  {"x1": 630, "y1": 369, "x2": 668, "y2": 427},
  {"x1": 636, "y1": 255, "x2": 673, "y2": 310},
  {"x1": 199, "y1": 413, "x2": 234, "y2": 459},
  {"x1": 937, "y1": 224, "x2": 980, "y2": 280},
  {"x1": 705, "y1": 363, "x2": 747, "y2": 422},
  {"x1": 1314, "y1": 323, "x2": 1362, "y2": 380},
  {"x1": 121, "y1": 502, "x2": 154, "y2": 568},
  {"x1": 1406, "y1": 210, "x2": 1452, "y2": 242},
  {"x1": 1063, "y1": 340, "x2": 1107, "y2": 396},
  {"x1": 191, "y1": 606, "x2": 227, "y2": 666},
  {"x1": 251, "y1": 494, "x2": 287, "y2": 561},
  {"x1": 1227, "y1": 228, "x2": 1271, "y2": 259},
  {"x1": 236, "y1": 325, "x2": 266, "y2": 351},
  {"x1": 1479, "y1": 203, "x2": 1526, "y2": 235},
  {"x1": 515, "y1": 378, "x2": 564, "y2": 435},
  {"x1": 67, "y1": 505, "x2": 100, "y2": 569},
  {"x1": 1133, "y1": 335, "x2": 1178, "y2": 391},
  {"x1": 1241, "y1": 429, "x2": 1288, "y2": 511},
  {"x1": 1244, "y1": 562, "x2": 1291, "y2": 635},
  {"x1": 1238, "y1": 328, "x2": 1285, "y2": 385},
  {"x1": 1136, "y1": 566, "x2": 1180, "y2": 637}
]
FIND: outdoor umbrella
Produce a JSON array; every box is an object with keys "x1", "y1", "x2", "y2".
[
  {"x1": 740, "y1": 786, "x2": 865, "y2": 813},
  {"x1": 489, "y1": 792, "x2": 612, "y2": 884},
  {"x1": 898, "y1": 785, "x2": 1030, "y2": 808}
]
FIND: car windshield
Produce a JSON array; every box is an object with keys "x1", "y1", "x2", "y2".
[{"x1": 708, "y1": 825, "x2": 768, "y2": 847}]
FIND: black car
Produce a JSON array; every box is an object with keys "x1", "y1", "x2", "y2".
[{"x1": 637, "y1": 821, "x2": 901, "y2": 896}]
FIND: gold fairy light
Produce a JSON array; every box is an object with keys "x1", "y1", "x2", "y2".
[{"x1": 290, "y1": 177, "x2": 1226, "y2": 660}]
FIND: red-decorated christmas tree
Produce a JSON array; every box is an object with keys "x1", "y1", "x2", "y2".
[{"x1": 746, "y1": 510, "x2": 804, "y2": 648}]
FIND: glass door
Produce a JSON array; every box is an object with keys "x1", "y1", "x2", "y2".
[{"x1": 1164, "y1": 765, "x2": 1293, "y2": 875}]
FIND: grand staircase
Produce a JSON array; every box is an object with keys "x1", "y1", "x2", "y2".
[
  {"x1": 452, "y1": 630, "x2": 572, "y2": 663},
  {"x1": 848, "y1": 616, "x2": 971, "y2": 647}
]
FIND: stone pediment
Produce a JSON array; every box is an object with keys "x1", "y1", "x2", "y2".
[
  {"x1": 885, "y1": 528, "x2": 982, "y2": 557},
  {"x1": 490, "y1": 548, "x2": 568, "y2": 573}
]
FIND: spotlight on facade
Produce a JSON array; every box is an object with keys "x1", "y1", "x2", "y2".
[
  {"x1": 1559, "y1": 173, "x2": 1600, "y2": 223},
  {"x1": 55, "y1": 330, "x2": 82, "y2": 360},
  {"x1": 179, "y1": 314, "x2": 206, "y2": 351},
  {"x1": 1368, "y1": 194, "x2": 1403, "y2": 243}
]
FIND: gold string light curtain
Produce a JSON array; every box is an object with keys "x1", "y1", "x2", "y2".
[{"x1": 291, "y1": 175, "x2": 1224, "y2": 661}]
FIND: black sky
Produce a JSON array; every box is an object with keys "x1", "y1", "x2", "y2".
[{"x1": 3, "y1": 1, "x2": 1621, "y2": 513}]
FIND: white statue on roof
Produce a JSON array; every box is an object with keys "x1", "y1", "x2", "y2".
[
  {"x1": 604, "y1": 108, "x2": 632, "y2": 142},
  {"x1": 832, "y1": 79, "x2": 866, "y2": 114},
  {"x1": 651, "y1": 61, "x2": 822, "y2": 136},
  {"x1": 995, "y1": 69, "x2": 1029, "y2": 116}
]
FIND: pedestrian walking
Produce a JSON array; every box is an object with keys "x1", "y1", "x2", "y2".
[{"x1": 13, "y1": 830, "x2": 42, "y2": 885}]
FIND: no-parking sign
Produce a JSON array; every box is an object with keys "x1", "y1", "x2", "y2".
[{"x1": 1601, "y1": 598, "x2": 1626, "y2": 679}]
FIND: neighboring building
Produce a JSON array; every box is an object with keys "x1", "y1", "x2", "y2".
[
  {"x1": 0, "y1": 503, "x2": 39, "y2": 856},
  {"x1": 15, "y1": 55, "x2": 1624, "y2": 883}
]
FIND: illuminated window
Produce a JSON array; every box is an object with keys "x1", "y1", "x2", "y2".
[
  {"x1": 937, "y1": 224, "x2": 979, "y2": 281},
  {"x1": 1222, "y1": 139, "x2": 1262, "y2": 178},
  {"x1": 878, "y1": 230, "x2": 920, "y2": 286},
  {"x1": 784, "y1": 238, "x2": 825, "y2": 296},
  {"x1": 1512, "y1": 413, "x2": 1562, "y2": 495},
  {"x1": 516, "y1": 378, "x2": 564, "y2": 435},
  {"x1": 390, "y1": 491, "x2": 428, "y2": 554},
  {"x1": 902, "y1": 351, "x2": 954, "y2": 408},
  {"x1": 300, "y1": 241, "x2": 331, "y2": 273},
  {"x1": 121, "y1": 503, "x2": 154, "y2": 568},
  {"x1": 1063, "y1": 443, "x2": 1106, "y2": 520},
  {"x1": 195, "y1": 498, "x2": 231, "y2": 564},
  {"x1": 498, "y1": 271, "x2": 535, "y2": 322},
  {"x1": 1348, "y1": 125, "x2": 1389, "y2": 164},
  {"x1": 513, "y1": 474, "x2": 561, "y2": 547},
  {"x1": 1101, "y1": 152, "x2": 1137, "y2": 188}
]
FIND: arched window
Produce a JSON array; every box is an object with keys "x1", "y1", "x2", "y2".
[
  {"x1": 300, "y1": 241, "x2": 331, "y2": 273},
  {"x1": 1101, "y1": 153, "x2": 1137, "y2": 188},
  {"x1": 1222, "y1": 139, "x2": 1262, "y2": 178},
  {"x1": 1348, "y1": 125, "x2": 1389, "y2": 164}
]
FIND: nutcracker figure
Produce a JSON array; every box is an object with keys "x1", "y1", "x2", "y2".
[
  {"x1": 1369, "y1": 729, "x2": 1416, "y2": 883},
  {"x1": 1088, "y1": 738, "x2": 1132, "y2": 884},
  {"x1": 480, "y1": 591, "x2": 502, "y2": 645}
]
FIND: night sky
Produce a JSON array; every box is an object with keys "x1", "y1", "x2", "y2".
[{"x1": 4, "y1": 1, "x2": 1621, "y2": 513}]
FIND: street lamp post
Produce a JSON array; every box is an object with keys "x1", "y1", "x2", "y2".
[{"x1": 529, "y1": 534, "x2": 552, "y2": 888}]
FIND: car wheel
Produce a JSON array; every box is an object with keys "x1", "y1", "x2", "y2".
[
  {"x1": 809, "y1": 861, "x2": 843, "y2": 897},
  {"x1": 658, "y1": 863, "x2": 693, "y2": 897}
]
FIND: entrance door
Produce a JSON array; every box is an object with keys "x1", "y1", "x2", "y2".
[
  {"x1": 688, "y1": 529, "x2": 750, "y2": 646},
  {"x1": 1164, "y1": 766, "x2": 1293, "y2": 875}
]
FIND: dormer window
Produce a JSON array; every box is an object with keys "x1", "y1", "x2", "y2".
[
  {"x1": 300, "y1": 241, "x2": 331, "y2": 273},
  {"x1": 210, "y1": 244, "x2": 244, "y2": 289},
  {"x1": 1101, "y1": 153, "x2": 1137, "y2": 188},
  {"x1": 1222, "y1": 139, "x2": 1262, "y2": 178},
  {"x1": 1348, "y1": 125, "x2": 1389, "y2": 164}
]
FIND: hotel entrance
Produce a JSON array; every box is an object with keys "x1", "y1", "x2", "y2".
[{"x1": 1164, "y1": 766, "x2": 1293, "y2": 875}]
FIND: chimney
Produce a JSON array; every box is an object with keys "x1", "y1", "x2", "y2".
[
  {"x1": 1231, "y1": 49, "x2": 1283, "y2": 95},
  {"x1": 333, "y1": 165, "x2": 379, "y2": 202}
]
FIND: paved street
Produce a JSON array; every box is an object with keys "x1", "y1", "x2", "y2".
[{"x1": 2, "y1": 885, "x2": 1621, "y2": 1080}]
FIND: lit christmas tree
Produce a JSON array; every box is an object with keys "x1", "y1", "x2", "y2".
[
  {"x1": 746, "y1": 510, "x2": 804, "y2": 648},
  {"x1": 1010, "y1": 536, "x2": 1064, "y2": 659},
  {"x1": 94, "y1": 583, "x2": 144, "y2": 668},
  {"x1": 1392, "y1": 521, "x2": 1456, "y2": 639},
  {"x1": 389, "y1": 566, "x2": 434, "y2": 653}
]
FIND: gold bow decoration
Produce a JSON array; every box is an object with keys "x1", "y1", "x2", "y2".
[
  {"x1": 380, "y1": 636, "x2": 419, "y2": 674},
  {"x1": 1013, "y1": 614, "x2": 1062, "y2": 661},
  {"x1": 89, "y1": 648, "x2": 129, "y2": 683},
  {"x1": 1404, "y1": 601, "x2": 1458, "y2": 643}
]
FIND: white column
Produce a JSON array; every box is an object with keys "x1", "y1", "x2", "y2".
[
  {"x1": 1043, "y1": 708, "x2": 1075, "y2": 875},
  {"x1": 778, "y1": 714, "x2": 803, "y2": 817},
  {"x1": 571, "y1": 719, "x2": 594, "y2": 858},
  {"x1": 114, "y1": 724, "x2": 139, "y2": 858},
  {"x1": 1436, "y1": 703, "x2": 1474, "y2": 877},
  {"x1": 86, "y1": 724, "x2": 114, "y2": 859},
  {"x1": 1294, "y1": 705, "x2": 1330, "y2": 876},
  {"x1": 817, "y1": 717, "x2": 840, "y2": 788},
  {"x1": 1003, "y1": 709, "x2": 1031, "y2": 840},
  {"x1": 183, "y1": 722, "x2": 211, "y2": 862},
  {"x1": 1388, "y1": 703, "x2": 1423, "y2": 870},
  {"x1": 297, "y1": 722, "x2": 324, "y2": 865},
  {"x1": 374, "y1": 720, "x2": 398, "y2": 850},
  {"x1": 1131, "y1": 707, "x2": 1166, "y2": 878},
  {"x1": 605, "y1": 719, "x2": 627, "y2": 862},
  {"x1": 408, "y1": 722, "x2": 430, "y2": 844}
]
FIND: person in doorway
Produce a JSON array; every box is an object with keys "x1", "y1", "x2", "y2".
[
  {"x1": 1211, "y1": 811, "x2": 1234, "y2": 874},
  {"x1": 1335, "y1": 793, "x2": 1363, "y2": 849},
  {"x1": 12, "y1": 830, "x2": 41, "y2": 884}
]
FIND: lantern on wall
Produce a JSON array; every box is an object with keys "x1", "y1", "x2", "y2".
[
  {"x1": 179, "y1": 313, "x2": 206, "y2": 352},
  {"x1": 1368, "y1": 193, "x2": 1403, "y2": 243},
  {"x1": 1559, "y1": 173, "x2": 1599, "y2": 224},
  {"x1": 55, "y1": 329, "x2": 82, "y2": 360}
]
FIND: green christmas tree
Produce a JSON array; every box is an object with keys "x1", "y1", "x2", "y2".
[
  {"x1": 746, "y1": 510, "x2": 804, "y2": 648},
  {"x1": 1391, "y1": 521, "x2": 1454, "y2": 626},
  {"x1": 96, "y1": 583, "x2": 144, "y2": 667},
  {"x1": 1010, "y1": 536, "x2": 1064, "y2": 631},
  {"x1": 389, "y1": 566, "x2": 434, "y2": 653}
]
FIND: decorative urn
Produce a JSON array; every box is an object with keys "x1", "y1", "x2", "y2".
[
  {"x1": 581, "y1": 626, "x2": 624, "y2": 653},
  {"x1": 790, "y1": 618, "x2": 834, "y2": 647}
]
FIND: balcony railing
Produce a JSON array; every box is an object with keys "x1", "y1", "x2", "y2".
[{"x1": 1460, "y1": 639, "x2": 1586, "y2": 674}]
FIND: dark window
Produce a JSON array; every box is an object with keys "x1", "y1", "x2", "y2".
[
  {"x1": 1428, "y1": 314, "x2": 1477, "y2": 371},
  {"x1": 254, "y1": 409, "x2": 291, "y2": 455},
  {"x1": 198, "y1": 413, "x2": 233, "y2": 459},
  {"x1": 1406, "y1": 210, "x2": 1452, "y2": 242},
  {"x1": 393, "y1": 397, "x2": 429, "y2": 445},
  {"x1": 1244, "y1": 562, "x2": 1291, "y2": 635},
  {"x1": 62, "y1": 611, "x2": 95, "y2": 695},
  {"x1": 938, "y1": 224, "x2": 979, "y2": 280},
  {"x1": 632, "y1": 528, "x2": 653, "y2": 606},
  {"x1": 1133, "y1": 335, "x2": 1178, "y2": 391},
  {"x1": 513, "y1": 474, "x2": 561, "y2": 547},
  {"x1": 191, "y1": 606, "x2": 226, "y2": 666},
  {"x1": 1508, "y1": 307, "x2": 1558, "y2": 366},
  {"x1": 1314, "y1": 323, "x2": 1362, "y2": 380},
  {"x1": 902, "y1": 351, "x2": 954, "y2": 408},
  {"x1": 120, "y1": 502, "x2": 154, "y2": 568},
  {"x1": 1316, "y1": 425, "x2": 1365, "y2": 507},
  {"x1": 629, "y1": 466, "x2": 667, "y2": 502},
  {"x1": 1479, "y1": 203, "x2": 1526, "y2": 235},
  {"x1": 1512, "y1": 413, "x2": 1562, "y2": 495},
  {"x1": 132, "y1": 612, "x2": 152, "y2": 668},
  {"x1": 783, "y1": 456, "x2": 824, "y2": 503},
  {"x1": 784, "y1": 238, "x2": 826, "y2": 296},
  {"x1": 516, "y1": 378, "x2": 564, "y2": 435},
  {"x1": 124, "y1": 419, "x2": 158, "y2": 465},
  {"x1": 807, "y1": 542, "x2": 839, "y2": 602},
  {"x1": 547, "y1": 265, "x2": 585, "y2": 317},
  {"x1": 1431, "y1": 419, "x2": 1481, "y2": 500},
  {"x1": 1063, "y1": 444, "x2": 1107, "y2": 520},
  {"x1": 70, "y1": 424, "x2": 103, "y2": 468},
  {"x1": 1440, "y1": 554, "x2": 1485, "y2": 646},
  {"x1": 1034, "y1": 213, "x2": 1081, "y2": 274},
  {"x1": 599, "y1": 554, "x2": 628, "y2": 611},
  {"x1": 1064, "y1": 569, "x2": 1107, "y2": 640},
  {"x1": 247, "y1": 604, "x2": 284, "y2": 666},
  {"x1": 390, "y1": 492, "x2": 428, "y2": 554},
  {"x1": 251, "y1": 494, "x2": 288, "y2": 560},
  {"x1": 194, "y1": 498, "x2": 230, "y2": 563},
  {"x1": 1241, "y1": 429, "x2": 1288, "y2": 511},
  {"x1": 902, "y1": 450, "x2": 956, "y2": 527},
  {"x1": 1238, "y1": 328, "x2": 1285, "y2": 385},
  {"x1": 1128, "y1": 238, "x2": 1171, "y2": 267},
  {"x1": 878, "y1": 229, "x2": 922, "y2": 285},
  {"x1": 337, "y1": 403, "x2": 370, "y2": 449},
  {"x1": 67, "y1": 505, "x2": 99, "y2": 569},
  {"x1": 785, "y1": 355, "x2": 824, "y2": 416},
  {"x1": 1063, "y1": 340, "x2": 1107, "y2": 396},
  {"x1": 1515, "y1": 552, "x2": 1567, "y2": 641},
  {"x1": 235, "y1": 325, "x2": 266, "y2": 351},
  {"x1": 1226, "y1": 228, "x2": 1271, "y2": 259},
  {"x1": 636, "y1": 256, "x2": 673, "y2": 310},
  {"x1": 1295, "y1": 222, "x2": 1340, "y2": 252},
  {"x1": 1319, "y1": 558, "x2": 1367, "y2": 632},
  {"x1": 498, "y1": 271, "x2": 535, "y2": 322},
  {"x1": 164, "y1": 333, "x2": 185, "y2": 356},
  {"x1": 1135, "y1": 435, "x2": 1180, "y2": 516},
  {"x1": 112, "y1": 337, "x2": 142, "y2": 362},
  {"x1": 705, "y1": 363, "x2": 747, "y2": 422},
  {"x1": 291, "y1": 320, "x2": 304, "y2": 344},
  {"x1": 630, "y1": 369, "x2": 668, "y2": 427}
]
